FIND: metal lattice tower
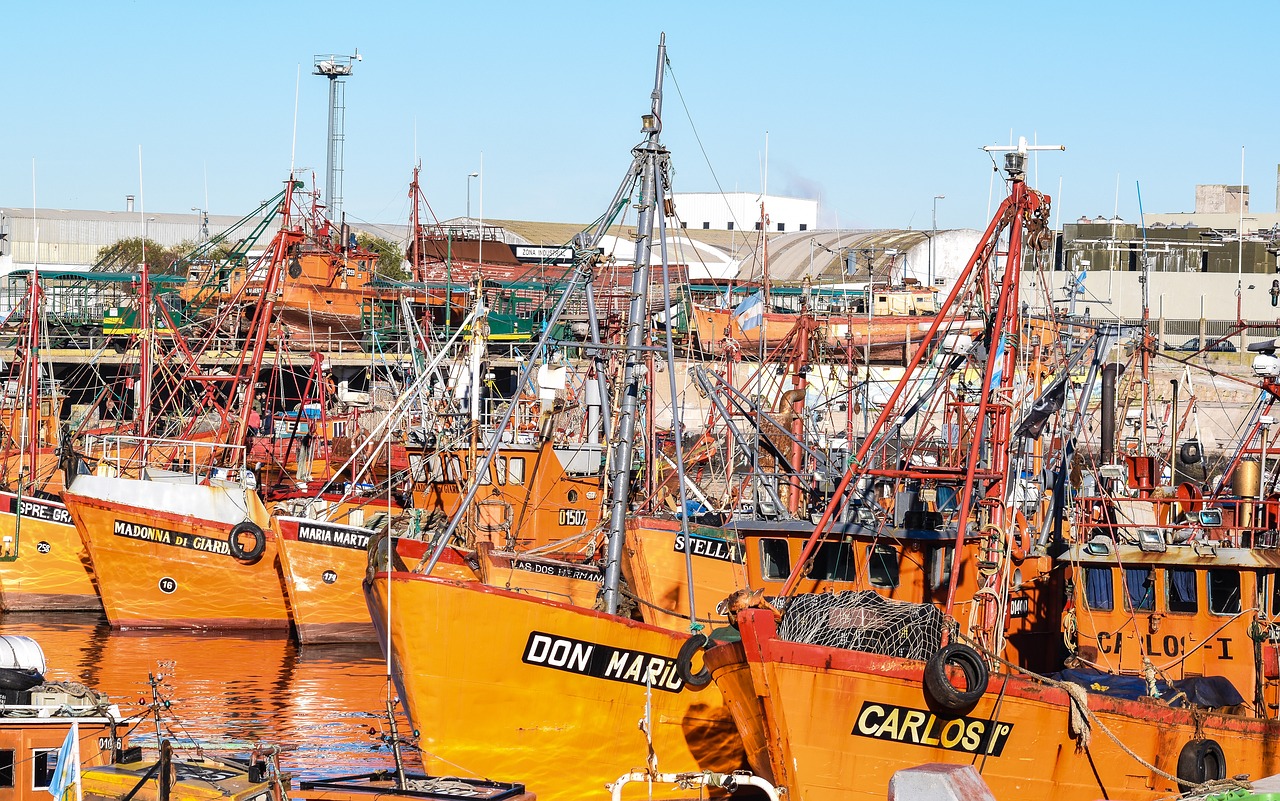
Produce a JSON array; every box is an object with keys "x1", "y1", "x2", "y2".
[{"x1": 314, "y1": 52, "x2": 360, "y2": 220}]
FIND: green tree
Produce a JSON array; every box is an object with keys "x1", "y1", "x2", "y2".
[
  {"x1": 356, "y1": 233, "x2": 409, "y2": 283},
  {"x1": 95, "y1": 237, "x2": 191, "y2": 274}
]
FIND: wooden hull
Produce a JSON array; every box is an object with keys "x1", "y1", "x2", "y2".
[
  {"x1": 0, "y1": 490, "x2": 101, "y2": 611},
  {"x1": 476, "y1": 544, "x2": 602, "y2": 607},
  {"x1": 63, "y1": 475, "x2": 290, "y2": 629},
  {"x1": 711, "y1": 608, "x2": 1280, "y2": 801},
  {"x1": 366, "y1": 572, "x2": 748, "y2": 799},
  {"x1": 276, "y1": 514, "x2": 379, "y2": 644},
  {"x1": 622, "y1": 517, "x2": 746, "y2": 630},
  {"x1": 691, "y1": 304, "x2": 937, "y2": 357}
]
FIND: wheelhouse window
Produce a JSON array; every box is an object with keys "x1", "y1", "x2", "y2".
[
  {"x1": 1208, "y1": 569, "x2": 1241, "y2": 615},
  {"x1": 1167, "y1": 568, "x2": 1199, "y2": 614},
  {"x1": 493, "y1": 457, "x2": 526, "y2": 486},
  {"x1": 1123, "y1": 567, "x2": 1154, "y2": 611},
  {"x1": 866, "y1": 544, "x2": 899, "y2": 588},
  {"x1": 927, "y1": 544, "x2": 953, "y2": 590},
  {"x1": 811, "y1": 541, "x2": 857, "y2": 582},
  {"x1": 0, "y1": 748, "x2": 13, "y2": 788},
  {"x1": 32, "y1": 749, "x2": 58, "y2": 790},
  {"x1": 1082, "y1": 566, "x2": 1114, "y2": 611},
  {"x1": 759, "y1": 538, "x2": 790, "y2": 581}
]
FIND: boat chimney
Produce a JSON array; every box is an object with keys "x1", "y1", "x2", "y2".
[
  {"x1": 126, "y1": 195, "x2": 134, "y2": 213},
  {"x1": 1100, "y1": 363, "x2": 1121, "y2": 465}
]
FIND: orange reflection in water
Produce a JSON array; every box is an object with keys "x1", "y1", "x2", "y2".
[{"x1": 0, "y1": 613, "x2": 414, "y2": 778}]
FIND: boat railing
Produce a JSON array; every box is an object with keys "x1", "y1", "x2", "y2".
[
  {"x1": 1073, "y1": 493, "x2": 1280, "y2": 549},
  {"x1": 85, "y1": 434, "x2": 249, "y2": 484}
]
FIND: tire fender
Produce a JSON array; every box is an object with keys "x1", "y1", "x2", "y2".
[
  {"x1": 228, "y1": 521, "x2": 267, "y2": 566},
  {"x1": 923, "y1": 643, "x2": 988, "y2": 712},
  {"x1": 1176, "y1": 738, "x2": 1226, "y2": 788},
  {"x1": 676, "y1": 633, "x2": 712, "y2": 688}
]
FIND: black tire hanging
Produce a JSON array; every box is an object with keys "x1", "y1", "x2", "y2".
[
  {"x1": 676, "y1": 633, "x2": 712, "y2": 688},
  {"x1": 228, "y1": 521, "x2": 267, "y2": 566},
  {"x1": 1176, "y1": 738, "x2": 1226, "y2": 790},
  {"x1": 923, "y1": 643, "x2": 988, "y2": 712},
  {"x1": 1179, "y1": 439, "x2": 1203, "y2": 465}
]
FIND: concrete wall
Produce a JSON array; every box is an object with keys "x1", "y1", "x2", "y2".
[{"x1": 894, "y1": 229, "x2": 985, "y2": 287}]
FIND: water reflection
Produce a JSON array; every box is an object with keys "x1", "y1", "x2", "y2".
[{"x1": 0, "y1": 613, "x2": 410, "y2": 777}]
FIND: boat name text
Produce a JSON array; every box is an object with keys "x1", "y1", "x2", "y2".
[
  {"x1": 674, "y1": 533, "x2": 742, "y2": 563},
  {"x1": 5, "y1": 494, "x2": 72, "y2": 526},
  {"x1": 297, "y1": 522, "x2": 371, "y2": 551},
  {"x1": 852, "y1": 701, "x2": 1013, "y2": 756},
  {"x1": 112, "y1": 520, "x2": 232, "y2": 557},
  {"x1": 521, "y1": 631, "x2": 684, "y2": 693},
  {"x1": 510, "y1": 559, "x2": 602, "y2": 583}
]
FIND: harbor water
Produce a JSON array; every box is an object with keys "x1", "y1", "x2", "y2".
[{"x1": 0, "y1": 613, "x2": 416, "y2": 779}]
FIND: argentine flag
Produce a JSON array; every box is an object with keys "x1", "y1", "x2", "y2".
[
  {"x1": 47, "y1": 722, "x2": 81, "y2": 801},
  {"x1": 734, "y1": 292, "x2": 765, "y2": 332}
]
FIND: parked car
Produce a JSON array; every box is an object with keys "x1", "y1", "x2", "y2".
[{"x1": 1173, "y1": 337, "x2": 1236, "y2": 353}]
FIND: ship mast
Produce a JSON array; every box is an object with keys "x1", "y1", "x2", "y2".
[{"x1": 600, "y1": 34, "x2": 666, "y2": 615}]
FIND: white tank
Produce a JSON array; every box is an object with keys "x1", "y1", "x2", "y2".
[{"x1": 0, "y1": 636, "x2": 46, "y2": 674}]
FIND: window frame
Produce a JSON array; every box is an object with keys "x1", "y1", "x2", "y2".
[
  {"x1": 1123, "y1": 566, "x2": 1155, "y2": 612},
  {"x1": 758, "y1": 538, "x2": 791, "y2": 582},
  {"x1": 1207, "y1": 568, "x2": 1242, "y2": 616},
  {"x1": 1081, "y1": 566, "x2": 1115, "y2": 611},
  {"x1": 866, "y1": 543, "x2": 900, "y2": 589},
  {"x1": 1166, "y1": 567, "x2": 1199, "y2": 615},
  {"x1": 32, "y1": 748, "x2": 58, "y2": 791}
]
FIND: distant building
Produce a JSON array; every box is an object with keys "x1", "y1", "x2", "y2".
[{"x1": 670, "y1": 192, "x2": 817, "y2": 233}]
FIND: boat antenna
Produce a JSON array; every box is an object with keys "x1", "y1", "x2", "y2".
[{"x1": 290, "y1": 64, "x2": 300, "y2": 177}]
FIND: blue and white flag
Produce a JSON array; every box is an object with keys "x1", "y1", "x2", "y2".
[
  {"x1": 47, "y1": 722, "x2": 81, "y2": 801},
  {"x1": 734, "y1": 292, "x2": 765, "y2": 332}
]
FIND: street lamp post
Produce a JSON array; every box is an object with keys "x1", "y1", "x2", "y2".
[
  {"x1": 467, "y1": 172, "x2": 479, "y2": 222},
  {"x1": 930, "y1": 195, "x2": 945, "y2": 286}
]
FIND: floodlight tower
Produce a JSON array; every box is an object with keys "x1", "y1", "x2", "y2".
[{"x1": 314, "y1": 51, "x2": 361, "y2": 220}]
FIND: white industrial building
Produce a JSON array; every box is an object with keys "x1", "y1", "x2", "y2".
[{"x1": 671, "y1": 192, "x2": 817, "y2": 234}]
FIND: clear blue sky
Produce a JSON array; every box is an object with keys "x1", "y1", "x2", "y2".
[{"x1": 5, "y1": 1, "x2": 1279, "y2": 235}]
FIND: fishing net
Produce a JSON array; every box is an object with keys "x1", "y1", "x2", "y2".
[{"x1": 777, "y1": 591, "x2": 945, "y2": 661}]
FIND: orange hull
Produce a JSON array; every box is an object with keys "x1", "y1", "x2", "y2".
[
  {"x1": 476, "y1": 543, "x2": 602, "y2": 607},
  {"x1": 622, "y1": 517, "x2": 746, "y2": 630},
  {"x1": 711, "y1": 608, "x2": 1280, "y2": 801},
  {"x1": 276, "y1": 514, "x2": 380, "y2": 643},
  {"x1": 64, "y1": 475, "x2": 289, "y2": 629},
  {"x1": 691, "y1": 304, "x2": 937, "y2": 356},
  {"x1": 366, "y1": 573, "x2": 747, "y2": 799},
  {"x1": 0, "y1": 489, "x2": 100, "y2": 611}
]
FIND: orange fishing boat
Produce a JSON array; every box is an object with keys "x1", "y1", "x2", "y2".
[
  {"x1": 365, "y1": 572, "x2": 746, "y2": 800},
  {"x1": 690, "y1": 284, "x2": 939, "y2": 358},
  {"x1": 63, "y1": 461, "x2": 289, "y2": 630},
  {"x1": 181, "y1": 190, "x2": 384, "y2": 344},
  {"x1": 0, "y1": 483, "x2": 100, "y2": 612},
  {"x1": 475, "y1": 542, "x2": 602, "y2": 607},
  {"x1": 274, "y1": 492, "x2": 414, "y2": 644},
  {"x1": 696, "y1": 140, "x2": 1280, "y2": 801},
  {"x1": 709, "y1": 605, "x2": 1277, "y2": 801}
]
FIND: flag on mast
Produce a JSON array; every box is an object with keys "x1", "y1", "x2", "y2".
[
  {"x1": 47, "y1": 721, "x2": 81, "y2": 801},
  {"x1": 734, "y1": 292, "x2": 764, "y2": 332}
]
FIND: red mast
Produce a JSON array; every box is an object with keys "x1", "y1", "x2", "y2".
[{"x1": 780, "y1": 137, "x2": 1065, "y2": 638}]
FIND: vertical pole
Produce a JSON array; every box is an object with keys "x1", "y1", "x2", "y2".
[{"x1": 602, "y1": 34, "x2": 665, "y2": 616}]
